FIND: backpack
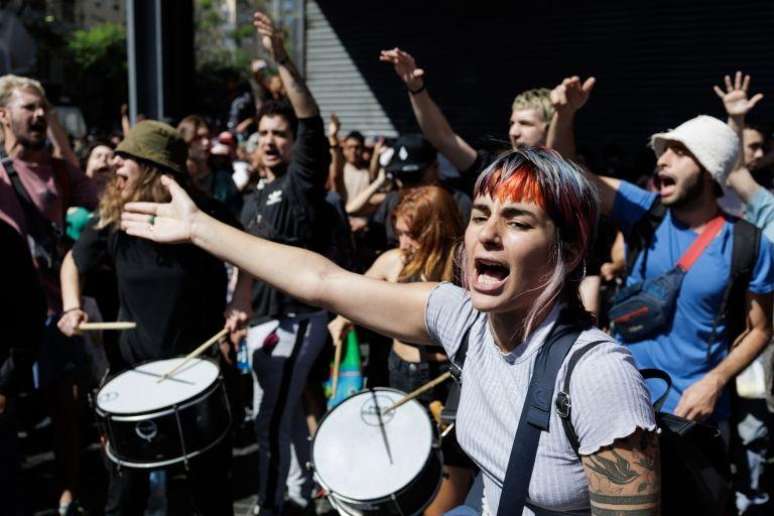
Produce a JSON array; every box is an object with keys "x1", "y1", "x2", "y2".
[
  {"x1": 560, "y1": 341, "x2": 733, "y2": 516},
  {"x1": 449, "y1": 309, "x2": 601, "y2": 515},
  {"x1": 614, "y1": 200, "x2": 761, "y2": 349}
]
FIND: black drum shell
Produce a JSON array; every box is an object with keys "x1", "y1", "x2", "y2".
[{"x1": 96, "y1": 367, "x2": 231, "y2": 469}]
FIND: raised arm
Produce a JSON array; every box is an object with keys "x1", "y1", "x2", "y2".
[
  {"x1": 546, "y1": 75, "x2": 595, "y2": 161},
  {"x1": 121, "y1": 177, "x2": 433, "y2": 345},
  {"x1": 379, "y1": 48, "x2": 477, "y2": 172},
  {"x1": 46, "y1": 108, "x2": 80, "y2": 169},
  {"x1": 326, "y1": 113, "x2": 346, "y2": 195},
  {"x1": 714, "y1": 71, "x2": 765, "y2": 204},
  {"x1": 254, "y1": 12, "x2": 318, "y2": 118}
]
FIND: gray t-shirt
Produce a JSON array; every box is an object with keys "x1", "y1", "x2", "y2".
[{"x1": 424, "y1": 283, "x2": 656, "y2": 515}]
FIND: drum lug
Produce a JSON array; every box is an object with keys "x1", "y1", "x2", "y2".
[{"x1": 305, "y1": 461, "x2": 314, "y2": 472}]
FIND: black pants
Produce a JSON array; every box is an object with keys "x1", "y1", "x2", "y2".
[{"x1": 104, "y1": 438, "x2": 233, "y2": 516}]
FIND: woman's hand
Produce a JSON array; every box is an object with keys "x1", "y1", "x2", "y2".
[
  {"x1": 58, "y1": 309, "x2": 88, "y2": 336},
  {"x1": 121, "y1": 176, "x2": 199, "y2": 244}
]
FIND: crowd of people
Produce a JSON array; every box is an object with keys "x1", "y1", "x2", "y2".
[{"x1": 1, "y1": 8, "x2": 774, "y2": 516}]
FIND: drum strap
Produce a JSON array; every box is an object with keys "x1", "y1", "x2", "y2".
[{"x1": 496, "y1": 311, "x2": 585, "y2": 516}]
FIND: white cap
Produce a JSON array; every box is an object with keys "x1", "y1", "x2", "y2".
[{"x1": 650, "y1": 115, "x2": 739, "y2": 186}]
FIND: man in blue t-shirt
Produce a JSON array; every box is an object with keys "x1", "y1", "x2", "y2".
[{"x1": 585, "y1": 114, "x2": 773, "y2": 423}]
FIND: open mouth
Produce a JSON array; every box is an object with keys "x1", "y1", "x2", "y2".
[
  {"x1": 473, "y1": 257, "x2": 510, "y2": 293},
  {"x1": 655, "y1": 173, "x2": 676, "y2": 197}
]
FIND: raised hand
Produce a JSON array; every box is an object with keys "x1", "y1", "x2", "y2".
[
  {"x1": 253, "y1": 11, "x2": 285, "y2": 59},
  {"x1": 379, "y1": 48, "x2": 425, "y2": 91},
  {"x1": 713, "y1": 71, "x2": 763, "y2": 119},
  {"x1": 328, "y1": 113, "x2": 341, "y2": 139},
  {"x1": 120, "y1": 176, "x2": 199, "y2": 244},
  {"x1": 550, "y1": 76, "x2": 596, "y2": 115}
]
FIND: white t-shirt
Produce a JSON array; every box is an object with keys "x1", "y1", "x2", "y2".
[{"x1": 424, "y1": 283, "x2": 656, "y2": 515}]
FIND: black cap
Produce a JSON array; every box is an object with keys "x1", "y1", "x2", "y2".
[{"x1": 386, "y1": 134, "x2": 436, "y2": 179}]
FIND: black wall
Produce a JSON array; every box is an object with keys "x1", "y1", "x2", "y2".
[{"x1": 317, "y1": 0, "x2": 774, "y2": 176}]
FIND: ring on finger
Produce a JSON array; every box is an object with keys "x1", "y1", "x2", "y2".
[{"x1": 149, "y1": 215, "x2": 156, "y2": 226}]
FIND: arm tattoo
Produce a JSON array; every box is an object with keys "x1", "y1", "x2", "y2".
[
  {"x1": 583, "y1": 429, "x2": 660, "y2": 516},
  {"x1": 586, "y1": 450, "x2": 640, "y2": 485}
]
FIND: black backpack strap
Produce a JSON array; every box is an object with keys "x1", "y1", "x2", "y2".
[
  {"x1": 559, "y1": 344, "x2": 674, "y2": 456},
  {"x1": 555, "y1": 340, "x2": 608, "y2": 454},
  {"x1": 625, "y1": 199, "x2": 667, "y2": 275},
  {"x1": 719, "y1": 219, "x2": 759, "y2": 341},
  {"x1": 449, "y1": 323, "x2": 472, "y2": 383},
  {"x1": 496, "y1": 312, "x2": 585, "y2": 516}
]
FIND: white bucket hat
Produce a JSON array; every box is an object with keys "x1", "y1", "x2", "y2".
[{"x1": 650, "y1": 115, "x2": 739, "y2": 186}]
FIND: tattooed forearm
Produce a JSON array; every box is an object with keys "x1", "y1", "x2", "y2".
[{"x1": 583, "y1": 429, "x2": 660, "y2": 516}]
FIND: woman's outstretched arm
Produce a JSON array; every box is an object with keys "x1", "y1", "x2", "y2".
[{"x1": 121, "y1": 176, "x2": 434, "y2": 345}]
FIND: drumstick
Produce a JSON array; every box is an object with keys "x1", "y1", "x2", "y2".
[
  {"x1": 78, "y1": 321, "x2": 137, "y2": 331},
  {"x1": 330, "y1": 334, "x2": 343, "y2": 400},
  {"x1": 157, "y1": 327, "x2": 229, "y2": 383},
  {"x1": 383, "y1": 371, "x2": 452, "y2": 414}
]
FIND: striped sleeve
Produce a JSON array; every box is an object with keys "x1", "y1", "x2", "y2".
[
  {"x1": 424, "y1": 282, "x2": 478, "y2": 358},
  {"x1": 565, "y1": 336, "x2": 657, "y2": 455}
]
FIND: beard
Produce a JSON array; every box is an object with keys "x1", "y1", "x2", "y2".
[
  {"x1": 662, "y1": 171, "x2": 707, "y2": 209},
  {"x1": 10, "y1": 117, "x2": 47, "y2": 150}
]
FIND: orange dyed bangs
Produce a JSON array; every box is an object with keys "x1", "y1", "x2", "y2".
[{"x1": 475, "y1": 164, "x2": 546, "y2": 207}]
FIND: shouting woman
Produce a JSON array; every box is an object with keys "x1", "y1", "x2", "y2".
[{"x1": 121, "y1": 147, "x2": 660, "y2": 515}]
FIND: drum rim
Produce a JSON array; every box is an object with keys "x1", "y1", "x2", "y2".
[
  {"x1": 103, "y1": 420, "x2": 231, "y2": 469},
  {"x1": 311, "y1": 387, "x2": 439, "y2": 502},
  {"x1": 96, "y1": 356, "x2": 221, "y2": 416},
  {"x1": 319, "y1": 447, "x2": 443, "y2": 511}
]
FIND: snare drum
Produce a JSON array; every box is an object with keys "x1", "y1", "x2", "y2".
[
  {"x1": 311, "y1": 388, "x2": 442, "y2": 515},
  {"x1": 96, "y1": 357, "x2": 231, "y2": 469}
]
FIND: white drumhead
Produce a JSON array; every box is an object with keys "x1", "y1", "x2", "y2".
[
  {"x1": 312, "y1": 389, "x2": 434, "y2": 501},
  {"x1": 97, "y1": 358, "x2": 219, "y2": 415}
]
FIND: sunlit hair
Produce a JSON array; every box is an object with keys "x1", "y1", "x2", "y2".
[
  {"x1": 392, "y1": 186, "x2": 463, "y2": 283},
  {"x1": 511, "y1": 88, "x2": 554, "y2": 124},
  {"x1": 469, "y1": 146, "x2": 598, "y2": 337},
  {"x1": 0, "y1": 75, "x2": 46, "y2": 107},
  {"x1": 96, "y1": 160, "x2": 172, "y2": 230},
  {"x1": 176, "y1": 115, "x2": 209, "y2": 145}
]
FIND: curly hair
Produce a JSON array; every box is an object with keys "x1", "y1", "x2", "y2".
[{"x1": 392, "y1": 186, "x2": 464, "y2": 283}]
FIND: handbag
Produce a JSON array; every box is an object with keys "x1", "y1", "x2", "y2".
[{"x1": 608, "y1": 215, "x2": 725, "y2": 342}]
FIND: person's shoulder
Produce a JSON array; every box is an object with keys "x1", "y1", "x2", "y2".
[{"x1": 568, "y1": 328, "x2": 638, "y2": 382}]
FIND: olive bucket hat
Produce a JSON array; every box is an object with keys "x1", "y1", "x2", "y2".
[{"x1": 115, "y1": 120, "x2": 188, "y2": 175}]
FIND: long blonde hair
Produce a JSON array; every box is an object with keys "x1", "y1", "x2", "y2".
[
  {"x1": 392, "y1": 186, "x2": 463, "y2": 283},
  {"x1": 96, "y1": 161, "x2": 171, "y2": 230}
]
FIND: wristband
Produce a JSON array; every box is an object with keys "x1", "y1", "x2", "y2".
[
  {"x1": 408, "y1": 83, "x2": 426, "y2": 95},
  {"x1": 62, "y1": 306, "x2": 82, "y2": 315}
]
